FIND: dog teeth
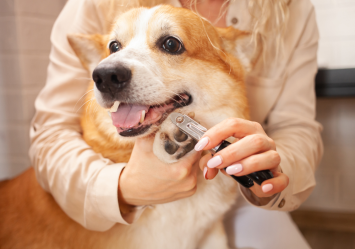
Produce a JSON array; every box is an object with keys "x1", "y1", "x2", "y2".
[
  {"x1": 139, "y1": 110, "x2": 145, "y2": 124},
  {"x1": 110, "y1": 101, "x2": 120, "y2": 112},
  {"x1": 107, "y1": 111, "x2": 111, "y2": 117}
]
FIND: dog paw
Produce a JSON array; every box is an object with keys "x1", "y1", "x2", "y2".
[{"x1": 153, "y1": 117, "x2": 197, "y2": 163}]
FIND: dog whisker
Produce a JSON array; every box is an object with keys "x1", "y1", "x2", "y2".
[
  {"x1": 73, "y1": 89, "x2": 94, "y2": 112},
  {"x1": 76, "y1": 97, "x2": 95, "y2": 113},
  {"x1": 86, "y1": 98, "x2": 95, "y2": 114},
  {"x1": 84, "y1": 98, "x2": 95, "y2": 124}
]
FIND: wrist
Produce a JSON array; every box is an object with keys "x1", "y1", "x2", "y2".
[{"x1": 117, "y1": 168, "x2": 136, "y2": 214}]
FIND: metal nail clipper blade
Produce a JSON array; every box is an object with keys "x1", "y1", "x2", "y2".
[{"x1": 170, "y1": 113, "x2": 274, "y2": 188}]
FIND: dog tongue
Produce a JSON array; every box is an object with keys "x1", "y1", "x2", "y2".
[{"x1": 111, "y1": 104, "x2": 149, "y2": 128}]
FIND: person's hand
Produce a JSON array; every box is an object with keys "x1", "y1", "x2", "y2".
[
  {"x1": 196, "y1": 118, "x2": 288, "y2": 198},
  {"x1": 118, "y1": 136, "x2": 201, "y2": 208}
]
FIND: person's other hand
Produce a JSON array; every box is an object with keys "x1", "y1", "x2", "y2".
[
  {"x1": 118, "y1": 136, "x2": 201, "y2": 208},
  {"x1": 196, "y1": 118, "x2": 288, "y2": 198}
]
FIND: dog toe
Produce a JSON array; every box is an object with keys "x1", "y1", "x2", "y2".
[
  {"x1": 176, "y1": 140, "x2": 197, "y2": 159},
  {"x1": 162, "y1": 133, "x2": 180, "y2": 155},
  {"x1": 173, "y1": 129, "x2": 188, "y2": 142}
]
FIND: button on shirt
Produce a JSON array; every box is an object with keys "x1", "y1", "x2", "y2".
[
  {"x1": 225, "y1": 0, "x2": 252, "y2": 30},
  {"x1": 231, "y1": 17, "x2": 238, "y2": 25}
]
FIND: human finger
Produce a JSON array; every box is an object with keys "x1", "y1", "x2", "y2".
[
  {"x1": 225, "y1": 150, "x2": 281, "y2": 176},
  {"x1": 199, "y1": 153, "x2": 218, "y2": 180},
  {"x1": 167, "y1": 185, "x2": 198, "y2": 202},
  {"x1": 250, "y1": 171, "x2": 289, "y2": 198},
  {"x1": 206, "y1": 134, "x2": 274, "y2": 169},
  {"x1": 195, "y1": 118, "x2": 266, "y2": 151}
]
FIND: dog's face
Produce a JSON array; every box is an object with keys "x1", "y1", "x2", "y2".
[{"x1": 68, "y1": 5, "x2": 249, "y2": 143}]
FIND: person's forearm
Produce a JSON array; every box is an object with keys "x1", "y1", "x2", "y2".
[
  {"x1": 267, "y1": 125, "x2": 322, "y2": 211},
  {"x1": 30, "y1": 125, "x2": 129, "y2": 230}
]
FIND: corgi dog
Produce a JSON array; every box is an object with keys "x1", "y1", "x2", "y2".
[{"x1": 0, "y1": 5, "x2": 258, "y2": 249}]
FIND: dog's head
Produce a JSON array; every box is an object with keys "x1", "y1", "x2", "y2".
[{"x1": 68, "y1": 5, "x2": 250, "y2": 141}]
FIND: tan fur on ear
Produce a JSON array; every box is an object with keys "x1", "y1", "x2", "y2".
[
  {"x1": 216, "y1": 27, "x2": 262, "y2": 72},
  {"x1": 67, "y1": 34, "x2": 109, "y2": 72},
  {"x1": 216, "y1": 27, "x2": 249, "y2": 44}
]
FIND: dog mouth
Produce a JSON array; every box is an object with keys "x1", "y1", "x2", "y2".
[{"x1": 110, "y1": 93, "x2": 192, "y2": 137}]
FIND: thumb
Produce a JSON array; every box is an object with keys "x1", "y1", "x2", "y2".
[{"x1": 199, "y1": 153, "x2": 218, "y2": 180}]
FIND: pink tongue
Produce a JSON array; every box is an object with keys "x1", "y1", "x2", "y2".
[{"x1": 111, "y1": 104, "x2": 149, "y2": 128}]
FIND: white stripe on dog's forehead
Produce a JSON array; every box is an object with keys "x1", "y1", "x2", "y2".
[
  {"x1": 128, "y1": 6, "x2": 161, "y2": 47},
  {"x1": 136, "y1": 6, "x2": 160, "y2": 35}
]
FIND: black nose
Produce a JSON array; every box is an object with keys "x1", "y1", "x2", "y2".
[{"x1": 92, "y1": 63, "x2": 131, "y2": 94}]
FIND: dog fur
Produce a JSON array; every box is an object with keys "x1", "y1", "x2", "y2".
[{"x1": 0, "y1": 5, "x2": 254, "y2": 249}]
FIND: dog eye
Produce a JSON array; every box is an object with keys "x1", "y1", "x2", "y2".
[
  {"x1": 109, "y1": 41, "x2": 120, "y2": 54},
  {"x1": 162, "y1": 37, "x2": 182, "y2": 53}
]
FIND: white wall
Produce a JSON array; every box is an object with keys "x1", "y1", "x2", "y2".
[
  {"x1": 311, "y1": 0, "x2": 355, "y2": 69},
  {"x1": 0, "y1": 0, "x2": 67, "y2": 179}
]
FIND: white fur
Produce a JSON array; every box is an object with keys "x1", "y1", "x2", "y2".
[{"x1": 104, "y1": 173, "x2": 237, "y2": 249}]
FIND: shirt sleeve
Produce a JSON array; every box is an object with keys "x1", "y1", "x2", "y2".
[
  {"x1": 239, "y1": 5, "x2": 323, "y2": 211},
  {"x1": 29, "y1": 0, "x2": 143, "y2": 231}
]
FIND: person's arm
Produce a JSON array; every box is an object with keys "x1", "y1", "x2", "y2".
[
  {"x1": 252, "y1": 5, "x2": 323, "y2": 211},
  {"x1": 197, "y1": 3, "x2": 323, "y2": 211},
  {"x1": 30, "y1": 0, "x2": 135, "y2": 231}
]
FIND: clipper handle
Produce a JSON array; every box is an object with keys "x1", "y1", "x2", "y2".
[{"x1": 215, "y1": 140, "x2": 274, "y2": 188}]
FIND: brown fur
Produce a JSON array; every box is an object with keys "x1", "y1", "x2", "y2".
[
  {"x1": 0, "y1": 168, "x2": 110, "y2": 249},
  {"x1": 68, "y1": 34, "x2": 110, "y2": 71}
]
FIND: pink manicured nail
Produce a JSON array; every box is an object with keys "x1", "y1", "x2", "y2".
[
  {"x1": 262, "y1": 183, "x2": 273, "y2": 193},
  {"x1": 203, "y1": 167, "x2": 208, "y2": 180},
  {"x1": 226, "y1": 164, "x2": 243, "y2": 175},
  {"x1": 207, "y1": 156, "x2": 222, "y2": 168},
  {"x1": 195, "y1": 137, "x2": 209, "y2": 151}
]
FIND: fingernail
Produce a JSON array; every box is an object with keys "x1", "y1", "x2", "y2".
[
  {"x1": 262, "y1": 183, "x2": 273, "y2": 193},
  {"x1": 203, "y1": 167, "x2": 208, "y2": 180},
  {"x1": 207, "y1": 156, "x2": 222, "y2": 168},
  {"x1": 194, "y1": 137, "x2": 209, "y2": 151},
  {"x1": 226, "y1": 163, "x2": 243, "y2": 175}
]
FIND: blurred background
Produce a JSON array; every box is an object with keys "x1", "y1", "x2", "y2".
[{"x1": 0, "y1": 0, "x2": 354, "y2": 248}]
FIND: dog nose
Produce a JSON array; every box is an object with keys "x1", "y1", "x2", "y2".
[{"x1": 92, "y1": 63, "x2": 132, "y2": 93}]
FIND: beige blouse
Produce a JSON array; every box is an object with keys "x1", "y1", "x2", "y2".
[{"x1": 29, "y1": 0, "x2": 323, "y2": 231}]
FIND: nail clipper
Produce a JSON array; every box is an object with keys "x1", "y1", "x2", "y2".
[{"x1": 170, "y1": 113, "x2": 273, "y2": 188}]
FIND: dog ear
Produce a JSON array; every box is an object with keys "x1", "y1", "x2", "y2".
[
  {"x1": 67, "y1": 34, "x2": 109, "y2": 73},
  {"x1": 216, "y1": 27, "x2": 261, "y2": 72}
]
